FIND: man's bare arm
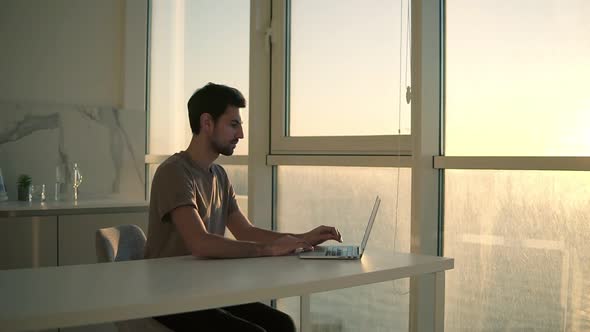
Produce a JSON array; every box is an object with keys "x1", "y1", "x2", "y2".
[
  {"x1": 171, "y1": 206, "x2": 311, "y2": 258},
  {"x1": 226, "y1": 209, "x2": 288, "y2": 243},
  {"x1": 227, "y1": 209, "x2": 342, "y2": 246}
]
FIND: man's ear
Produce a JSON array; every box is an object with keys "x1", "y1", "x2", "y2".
[{"x1": 200, "y1": 113, "x2": 214, "y2": 133}]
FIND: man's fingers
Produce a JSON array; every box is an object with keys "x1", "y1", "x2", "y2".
[
  {"x1": 324, "y1": 226, "x2": 342, "y2": 241},
  {"x1": 336, "y1": 228, "x2": 342, "y2": 242},
  {"x1": 325, "y1": 227, "x2": 342, "y2": 242},
  {"x1": 299, "y1": 240, "x2": 314, "y2": 250},
  {"x1": 330, "y1": 227, "x2": 340, "y2": 240}
]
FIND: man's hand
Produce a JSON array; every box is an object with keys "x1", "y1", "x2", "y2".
[
  {"x1": 262, "y1": 235, "x2": 313, "y2": 256},
  {"x1": 300, "y1": 225, "x2": 342, "y2": 246}
]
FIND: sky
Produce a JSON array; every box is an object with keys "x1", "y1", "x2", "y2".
[{"x1": 445, "y1": 0, "x2": 590, "y2": 156}]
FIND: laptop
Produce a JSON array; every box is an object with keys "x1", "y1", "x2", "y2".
[{"x1": 299, "y1": 196, "x2": 381, "y2": 260}]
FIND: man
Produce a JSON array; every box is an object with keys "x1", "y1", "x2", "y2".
[{"x1": 145, "y1": 83, "x2": 342, "y2": 332}]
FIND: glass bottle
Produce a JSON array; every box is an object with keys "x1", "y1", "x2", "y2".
[{"x1": 54, "y1": 164, "x2": 65, "y2": 201}]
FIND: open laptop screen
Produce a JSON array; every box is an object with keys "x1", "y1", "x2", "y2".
[{"x1": 360, "y1": 196, "x2": 381, "y2": 255}]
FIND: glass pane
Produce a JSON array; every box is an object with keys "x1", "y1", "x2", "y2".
[
  {"x1": 149, "y1": 0, "x2": 249, "y2": 155},
  {"x1": 223, "y1": 164, "x2": 248, "y2": 217},
  {"x1": 276, "y1": 166, "x2": 411, "y2": 331},
  {"x1": 444, "y1": 170, "x2": 590, "y2": 331},
  {"x1": 445, "y1": 1, "x2": 590, "y2": 156},
  {"x1": 288, "y1": 0, "x2": 411, "y2": 137}
]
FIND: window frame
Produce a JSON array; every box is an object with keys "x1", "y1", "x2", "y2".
[{"x1": 269, "y1": 0, "x2": 413, "y2": 156}]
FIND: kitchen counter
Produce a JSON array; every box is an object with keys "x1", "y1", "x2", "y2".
[{"x1": 0, "y1": 198, "x2": 149, "y2": 218}]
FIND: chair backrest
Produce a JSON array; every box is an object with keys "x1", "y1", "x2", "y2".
[{"x1": 95, "y1": 224, "x2": 147, "y2": 263}]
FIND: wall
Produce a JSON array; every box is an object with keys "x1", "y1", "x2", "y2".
[{"x1": 0, "y1": 0, "x2": 147, "y2": 200}]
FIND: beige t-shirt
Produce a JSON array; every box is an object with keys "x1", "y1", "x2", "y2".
[{"x1": 144, "y1": 151, "x2": 239, "y2": 259}]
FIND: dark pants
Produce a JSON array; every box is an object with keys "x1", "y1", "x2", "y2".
[{"x1": 153, "y1": 302, "x2": 296, "y2": 332}]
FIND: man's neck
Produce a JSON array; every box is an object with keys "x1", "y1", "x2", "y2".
[{"x1": 185, "y1": 135, "x2": 218, "y2": 171}]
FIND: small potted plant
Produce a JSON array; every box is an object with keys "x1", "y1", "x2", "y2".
[{"x1": 17, "y1": 174, "x2": 32, "y2": 201}]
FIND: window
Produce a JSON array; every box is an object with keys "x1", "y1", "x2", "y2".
[
  {"x1": 275, "y1": 166, "x2": 411, "y2": 331},
  {"x1": 148, "y1": 0, "x2": 250, "y2": 155},
  {"x1": 147, "y1": 0, "x2": 250, "y2": 197},
  {"x1": 445, "y1": 0, "x2": 590, "y2": 156},
  {"x1": 270, "y1": 0, "x2": 412, "y2": 155},
  {"x1": 145, "y1": 0, "x2": 590, "y2": 330},
  {"x1": 443, "y1": 1, "x2": 590, "y2": 330},
  {"x1": 444, "y1": 170, "x2": 590, "y2": 331},
  {"x1": 288, "y1": 0, "x2": 411, "y2": 137},
  {"x1": 264, "y1": 1, "x2": 416, "y2": 328}
]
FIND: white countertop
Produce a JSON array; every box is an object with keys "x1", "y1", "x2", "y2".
[
  {"x1": 0, "y1": 198, "x2": 149, "y2": 217},
  {"x1": 0, "y1": 250, "x2": 454, "y2": 331}
]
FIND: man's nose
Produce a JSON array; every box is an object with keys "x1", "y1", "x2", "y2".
[{"x1": 237, "y1": 126, "x2": 244, "y2": 139}]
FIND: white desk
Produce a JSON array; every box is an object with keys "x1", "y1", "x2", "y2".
[{"x1": 0, "y1": 250, "x2": 453, "y2": 332}]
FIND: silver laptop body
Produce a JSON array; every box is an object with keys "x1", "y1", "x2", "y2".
[{"x1": 299, "y1": 196, "x2": 381, "y2": 260}]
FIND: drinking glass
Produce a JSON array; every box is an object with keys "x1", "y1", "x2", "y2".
[{"x1": 28, "y1": 184, "x2": 46, "y2": 202}]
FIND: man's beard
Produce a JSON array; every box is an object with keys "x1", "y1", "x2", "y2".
[{"x1": 212, "y1": 139, "x2": 236, "y2": 156}]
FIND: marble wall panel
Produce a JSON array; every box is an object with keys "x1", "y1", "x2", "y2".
[{"x1": 0, "y1": 101, "x2": 145, "y2": 200}]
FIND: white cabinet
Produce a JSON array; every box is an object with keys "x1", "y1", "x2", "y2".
[
  {"x1": 0, "y1": 203, "x2": 148, "y2": 332},
  {"x1": 0, "y1": 216, "x2": 57, "y2": 270}
]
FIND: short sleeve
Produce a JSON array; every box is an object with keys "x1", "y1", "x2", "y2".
[
  {"x1": 228, "y1": 184, "x2": 239, "y2": 215},
  {"x1": 151, "y1": 163, "x2": 197, "y2": 223}
]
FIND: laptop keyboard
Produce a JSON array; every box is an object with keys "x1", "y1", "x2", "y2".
[{"x1": 325, "y1": 246, "x2": 354, "y2": 257}]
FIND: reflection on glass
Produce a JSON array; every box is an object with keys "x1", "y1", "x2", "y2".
[
  {"x1": 444, "y1": 170, "x2": 590, "y2": 331},
  {"x1": 289, "y1": 0, "x2": 411, "y2": 137},
  {"x1": 55, "y1": 164, "x2": 65, "y2": 201},
  {"x1": 276, "y1": 166, "x2": 411, "y2": 331},
  {"x1": 446, "y1": 1, "x2": 590, "y2": 156}
]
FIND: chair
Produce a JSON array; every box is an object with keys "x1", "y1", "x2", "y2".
[{"x1": 95, "y1": 224, "x2": 172, "y2": 332}]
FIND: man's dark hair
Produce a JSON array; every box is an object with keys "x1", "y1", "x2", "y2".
[{"x1": 187, "y1": 82, "x2": 246, "y2": 135}]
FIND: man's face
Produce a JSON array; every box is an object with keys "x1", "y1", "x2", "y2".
[{"x1": 210, "y1": 106, "x2": 244, "y2": 156}]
